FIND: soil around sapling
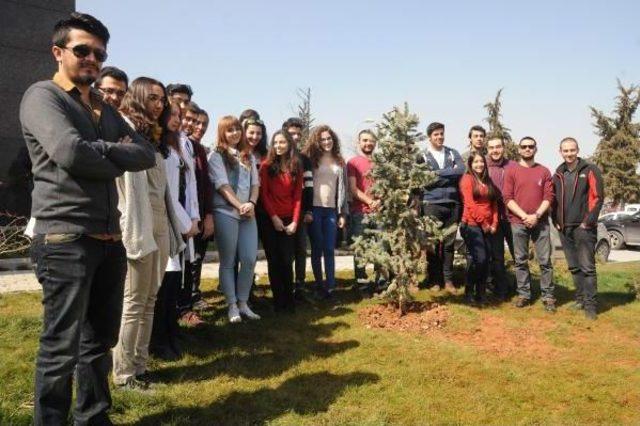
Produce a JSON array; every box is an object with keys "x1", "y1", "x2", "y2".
[{"x1": 359, "y1": 301, "x2": 449, "y2": 333}]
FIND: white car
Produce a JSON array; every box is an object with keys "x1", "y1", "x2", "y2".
[
  {"x1": 624, "y1": 204, "x2": 640, "y2": 214},
  {"x1": 599, "y1": 212, "x2": 631, "y2": 222}
]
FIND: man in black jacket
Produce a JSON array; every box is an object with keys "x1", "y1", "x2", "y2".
[
  {"x1": 20, "y1": 13, "x2": 156, "y2": 425},
  {"x1": 552, "y1": 137, "x2": 604, "y2": 320}
]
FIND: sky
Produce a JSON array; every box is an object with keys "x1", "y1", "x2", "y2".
[{"x1": 78, "y1": 0, "x2": 640, "y2": 168}]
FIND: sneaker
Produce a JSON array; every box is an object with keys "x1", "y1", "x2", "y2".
[
  {"x1": 238, "y1": 302, "x2": 261, "y2": 320},
  {"x1": 444, "y1": 281, "x2": 456, "y2": 294},
  {"x1": 192, "y1": 299, "x2": 211, "y2": 311},
  {"x1": 228, "y1": 304, "x2": 242, "y2": 323},
  {"x1": 118, "y1": 376, "x2": 149, "y2": 391},
  {"x1": 514, "y1": 297, "x2": 529, "y2": 308},
  {"x1": 179, "y1": 311, "x2": 205, "y2": 328},
  {"x1": 584, "y1": 309, "x2": 597, "y2": 320},
  {"x1": 543, "y1": 300, "x2": 557, "y2": 313}
]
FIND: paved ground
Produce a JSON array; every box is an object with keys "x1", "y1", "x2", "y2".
[
  {"x1": 2, "y1": 250, "x2": 639, "y2": 295},
  {"x1": 0, "y1": 256, "x2": 355, "y2": 294}
]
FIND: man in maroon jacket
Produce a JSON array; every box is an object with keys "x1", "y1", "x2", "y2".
[
  {"x1": 552, "y1": 137, "x2": 604, "y2": 320},
  {"x1": 485, "y1": 137, "x2": 515, "y2": 299},
  {"x1": 503, "y1": 136, "x2": 556, "y2": 312}
]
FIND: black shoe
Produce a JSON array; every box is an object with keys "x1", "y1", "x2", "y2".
[
  {"x1": 118, "y1": 376, "x2": 149, "y2": 391},
  {"x1": 475, "y1": 295, "x2": 489, "y2": 306},
  {"x1": 514, "y1": 297, "x2": 529, "y2": 308},
  {"x1": 135, "y1": 371, "x2": 153, "y2": 386},
  {"x1": 543, "y1": 300, "x2": 557, "y2": 313},
  {"x1": 584, "y1": 309, "x2": 597, "y2": 320},
  {"x1": 463, "y1": 294, "x2": 475, "y2": 305}
]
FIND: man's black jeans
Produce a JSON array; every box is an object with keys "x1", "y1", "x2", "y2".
[
  {"x1": 30, "y1": 235, "x2": 126, "y2": 426},
  {"x1": 559, "y1": 226, "x2": 598, "y2": 311},
  {"x1": 487, "y1": 219, "x2": 515, "y2": 297},
  {"x1": 423, "y1": 203, "x2": 459, "y2": 286}
]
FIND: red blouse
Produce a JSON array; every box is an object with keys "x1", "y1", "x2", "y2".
[{"x1": 459, "y1": 174, "x2": 498, "y2": 229}]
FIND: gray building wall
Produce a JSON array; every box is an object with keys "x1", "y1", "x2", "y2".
[{"x1": 0, "y1": 0, "x2": 75, "y2": 216}]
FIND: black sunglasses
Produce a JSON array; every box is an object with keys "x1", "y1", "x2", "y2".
[
  {"x1": 64, "y1": 44, "x2": 108, "y2": 63},
  {"x1": 519, "y1": 144, "x2": 536, "y2": 150}
]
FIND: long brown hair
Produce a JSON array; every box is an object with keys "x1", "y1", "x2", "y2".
[
  {"x1": 215, "y1": 115, "x2": 250, "y2": 168},
  {"x1": 302, "y1": 124, "x2": 344, "y2": 168},
  {"x1": 159, "y1": 102, "x2": 182, "y2": 161},
  {"x1": 119, "y1": 77, "x2": 167, "y2": 140},
  {"x1": 466, "y1": 153, "x2": 497, "y2": 201},
  {"x1": 264, "y1": 130, "x2": 301, "y2": 177}
]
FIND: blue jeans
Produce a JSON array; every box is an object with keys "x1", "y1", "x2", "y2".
[
  {"x1": 214, "y1": 212, "x2": 258, "y2": 304},
  {"x1": 30, "y1": 235, "x2": 127, "y2": 426},
  {"x1": 460, "y1": 223, "x2": 490, "y2": 299},
  {"x1": 308, "y1": 206, "x2": 337, "y2": 292}
]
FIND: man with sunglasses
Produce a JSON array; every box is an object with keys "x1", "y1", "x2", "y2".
[
  {"x1": 20, "y1": 13, "x2": 156, "y2": 425},
  {"x1": 503, "y1": 137, "x2": 556, "y2": 312},
  {"x1": 95, "y1": 66, "x2": 128, "y2": 109},
  {"x1": 552, "y1": 137, "x2": 604, "y2": 320}
]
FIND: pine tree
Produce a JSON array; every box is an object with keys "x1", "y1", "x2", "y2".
[
  {"x1": 296, "y1": 87, "x2": 314, "y2": 149},
  {"x1": 352, "y1": 103, "x2": 446, "y2": 314},
  {"x1": 591, "y1": 80, "x2": 640, "y2": 205},
  {"x1": 484, "y1": 89, "x2": 518, "y2": 160}
]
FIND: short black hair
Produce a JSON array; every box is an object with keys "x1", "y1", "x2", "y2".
[
  {"x1": 519, "y1": 136, "x2": 537, "y2": 146},
  {"x1": 95, "y1": 66, "x2": 128, "y2": 88},
  {"x1": 239, "y1": 109, "x2": 260, "y2": 122},
  {"x1": 183, "y1": 101, "x2": 201, "y2": 115},
  {"x1": 167, "y1": 83, "x2": 193, "y2": 98},
  {"x1": 282, "y1": 117, "x2": 304, "y2": 131},
  {"x1": 427, "y1": 122, "x2": 445, "y2": 137},
  {"x1": 468, "y1": 125, "x2": 486, "y2": 138},
  {"x1": 53, "y1": 12, "x2": 110, "y2": 47}
]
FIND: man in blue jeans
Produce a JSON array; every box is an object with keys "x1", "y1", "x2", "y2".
[
  {"x1": 552, "y1": 137, "x2": 604, "y2": 320},
  {"x1": 20, "y1": 13, "x2": 156, "y2": 425}
]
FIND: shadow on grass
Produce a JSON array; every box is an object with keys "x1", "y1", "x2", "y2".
[
  {"x1": 154, "y1": 280, "x2": 363, "y2": 383},
  {"x1": 135, "y1": 371, "x2": 380, "y2": 425}
]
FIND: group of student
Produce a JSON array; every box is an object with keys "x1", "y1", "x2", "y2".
[{"x1": 19, "y1": 12, "x2": 606, "y2": 426}]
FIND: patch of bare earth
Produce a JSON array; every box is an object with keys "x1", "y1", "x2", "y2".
[
  {"x1": 359, "y1": 302, "x2": 449, "y2": 333},
  {"x1": 446, "y1": 315, "x2": 559, "y2": 360}
]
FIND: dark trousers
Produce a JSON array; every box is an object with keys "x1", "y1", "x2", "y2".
[
  {"x1": 190, "y1": 234, "x2": 209, "y2": 303},
  {"x1": 30, "y1": 235, "x2": 126, "y2": 426},
  {"x1": 177, "y1": 261, "x2": 194, "y2": 315},
  {"x1": 487, "y1": 219, "x2": 515, "y2": 297},
  {"x1": 512, "y1": 222, "x2": 555, "y2": 301},
  {"x1": 460, "y1": 224, "x2": 490, "y2": 299},
  {"x1": 423, "y1": 203, "x2": 459, "y2": 285},
  {"x1": 560, "y1": 226, "x2": 598, "y2": 311},
  {"x1": 151, "y1": 271, "x2": 181, "y2": 351},
  {"x1": 294, "y1": 221, "x2": 307, "y2": 288},
  {"x1": 262, "y1": 217, "x2": 296, "y2": 311}
]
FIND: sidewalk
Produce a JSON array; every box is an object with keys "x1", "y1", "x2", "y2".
[{"x1": 0, "y1": 255, "x2": 356, "y2": 294}]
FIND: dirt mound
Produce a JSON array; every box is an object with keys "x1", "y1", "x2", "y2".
[
  {"x1": 447, "y1": 315, "x2": 558, "y2": 360},
  {"x1": 359, "y1": 302, "x2": 449, "y2": 333}
]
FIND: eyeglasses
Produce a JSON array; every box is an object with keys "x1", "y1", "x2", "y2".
[
  {"x1": 63, "y1": 44, "x2": 108, "y2": 63},
  {"x1": 98, "y1": 87, "x2": 126, "y2": 98},
  {"x1": 519, "y1": 144, "x2": 536, "y2": 150},
  {"x1": 320, "y1": 137, "x2": 333, "y2": 142}
]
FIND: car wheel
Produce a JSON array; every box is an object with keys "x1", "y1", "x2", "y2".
[
  {"x1": 595, "y1": 240, "x2": 610, "y2": 262},
  {"x1": 608, "y1": 230, "x2": 625, "y2": 250}
]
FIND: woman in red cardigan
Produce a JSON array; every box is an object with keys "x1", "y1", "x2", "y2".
[
  {"x1": 260, "y1": 130, "x2": 303, "y2": 313},
  {"x1": 459, "y1": 153, "x2": 499, "y2": 305}
]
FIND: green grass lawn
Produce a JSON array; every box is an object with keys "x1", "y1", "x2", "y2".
[{"x1": 1, "y1": 261, "x2": 639, "y2": 425}]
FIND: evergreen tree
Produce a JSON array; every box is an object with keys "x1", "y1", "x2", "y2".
[
  {"x1": 352, "y1": 104, "x2": 445, "y2": 314},
  {"x1": 484, "y1": 89, "x2": 518, "y2": 160},
  {"x1": 296, "y1": 87, "x2": 314, "y2": 149},
  {"x1": 591, "y1": 80, "x2": 640, "y2": 205}
]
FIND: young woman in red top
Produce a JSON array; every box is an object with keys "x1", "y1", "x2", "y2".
[
  {"x1": 459, "y1": 153, "x2": 499, "y2": 305},
  {"x1": 260, "y1": 130, "x2": 303, "y2": 313}
]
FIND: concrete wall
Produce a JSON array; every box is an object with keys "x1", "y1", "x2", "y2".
[{"x1": 0, "y1": 0, "x2": 75, "y2": 217}]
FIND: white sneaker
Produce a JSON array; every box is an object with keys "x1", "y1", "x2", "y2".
[
  {"x1": 228, "y1": 304, "x2": 242, "y2": 323},
  {"x1": 238, "y1": 302, "x2": 261, "y2": 320}
]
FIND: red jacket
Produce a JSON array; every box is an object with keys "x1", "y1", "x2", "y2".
[
  {"x1": 459, "y1": 174, "x2": 498, "y2": 229},
  {"x1": 259, "y1": 163, "x2": 303, "y2": 222}
]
